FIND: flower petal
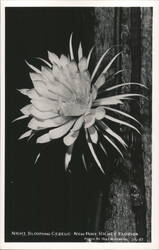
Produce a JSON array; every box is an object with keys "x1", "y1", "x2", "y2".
[
  {"x1": 37, "y1": 116, "x2": 68, "y2": 129},
  {"x1": 105, "y1": 82, "x2": 148, "y2": 92},
  {"x1": 104, "y1": 107, "x2": 141, "y2": 125},
  {"x1": 88, "y1": 126, "x2": 98, "y2": 144},
  {"x1": 91, "y1": 47, "x2": 111, "y2": 81},
  {"x1": 41, "y1": 66, "x2": 54, "y2": 82},
  {"x1": 78, "y1": 42, "x2": 83, "y2": 61},
  {"x1": 20, "y1": 104, "x2": 32, "y2": 115},
  {"x1": 84, "y1": 112, "x2": 96, "y2": 128},
  {"x1": 37, "y1": 133, "x2": 51, "y2": 143},
  {"x1": 30, "y1": 72, "x2": 43, "y2": 82},
  {"x1": 86, "y1": 130, "x2": 105, "y2": 174},
  {"x1": 78, "y1": 58, "x2": 87, "y2": 72},
  {"x1": 60, "y1": 55, "x2": 70, "y2": 67},
  {"x1": 63, "y1": 130, "x2": 79, "y2": 146},
  {"x1": 71, "y1": 116, "x2": 84, "y2": 131},
  {"x1": 12, "y1": 115, "x2": 29, "y2": 123},
  {"x1": 102, "y1": 52, "x2": 121, "y2": 75},
  {"x1": 48, "y1": 51, "x2": 60, "y2": 65},
  {"x1": 30, "y1": 106, "x2": 57, "y2": 120},
  {"x1": 31, "y1": 97, "x2": 58, "y2": 112},
  {"x1": 49, "y1": 119, "x2": 76, "y2": 139},
  {"x1": 25, "y1": 61, "x2": 41, "y2": 74},
  {"x1": 95, "y1": 107, "x2": 105, "y2": 120},
  {"x1": 94, "y1": 74, "x2": 105, "y2": 89},
  {"x1": 103, "y1": 134, "x2": 124, "y2": 158},
  {"x1": 19, "y1": 130, "x2": 32, "y2": 140},
  {"x1": 87, "y1": 47, "x2": 94, "y2": 68},
  {"x1": 65, "y1": 144, "x2": 74, "y2": 170},
  {"x1": 69, "y1": 33, "x2": 74, "y2": 60},
  {"x1": 105, "y1": 114, "x2": 140, "y2": 134}
]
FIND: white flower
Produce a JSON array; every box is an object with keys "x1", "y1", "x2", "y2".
[{"x1": 15, "y1": 33, "x2": 146, "y2": 173}]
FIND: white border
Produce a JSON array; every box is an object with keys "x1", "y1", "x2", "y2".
[{"x1": 1, "y1": 1, "x2": 159, "y2": 249}]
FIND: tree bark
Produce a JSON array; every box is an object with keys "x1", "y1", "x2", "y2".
[{"x1": 94, "y1": 7, "x2": 152, "y2": 242}]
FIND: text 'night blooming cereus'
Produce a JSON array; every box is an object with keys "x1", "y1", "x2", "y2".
[{"x1": 14, "y1": 33, "x2": 147, "y2": 173}]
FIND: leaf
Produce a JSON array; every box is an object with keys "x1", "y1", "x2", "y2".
[
  {"x1": 103, "y1": 134, "x2": 124, "y2": 158},
  {"x1": 19, "y1": 130, "x2": 32, "y2": 140},
  {"x1": 25, "y1": 60, "x2": 41, "y2": 74},
  {"x1": 105, "y1": 115, "x2": 140, "y2": 134},
  {"x1": 78, "y1": 42, "x2": 83, "y2": 61},
  {"x1": 69, "y1": 33, "x2": 74, "y2": 60},
  {"x1": 86, "y1": 46, "x2": 94, "y2": 68},
  {"x1": 91, "y1": 47, "x2": 111, "y2": 81}
]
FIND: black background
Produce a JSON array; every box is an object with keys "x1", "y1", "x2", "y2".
[{"x1": 5, "y1": 7, "x2": 116, "y2": 242}]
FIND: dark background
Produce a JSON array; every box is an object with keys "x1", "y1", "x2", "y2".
[{"x1": 5, "y1": 7, "x2": 111, "y2": 242}]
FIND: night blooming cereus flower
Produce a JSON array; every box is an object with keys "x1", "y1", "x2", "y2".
[{"x1": 15, "y1": 34, "x2": 146, "y2": 173}]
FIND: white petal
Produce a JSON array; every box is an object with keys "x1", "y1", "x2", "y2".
[
  {"x1": 32, "y1": 81, "x2": 58, "y2": 100},
  {"x1": 103, "y1": 134, "x2": 124, "y2": 158},
  {"x1": 71, "y1": 116, "x2": 84, "y2": 131},
  {"x1": 41, "y1": 66, "x2": 53, "y2": 82},
  {"x1": 69, "y1": 33, "x2": 74, "y2": 60},
  {"x1": 49, "y1": 119, "x2": 76, "y2": 139},
  {"x1": 87, "y1": 47, "x2": 94, "y2": 68},
  {"x1": 65, "y1": 144, "x2": 74, "y2": 170},
  {"x1": 86, "y1": 130, "x2": 105, "y2": 174},
  {"x1": 37, "y1": 117, "x2": 68, "y2": 128},
  {"x1": 28, "y1": 118, "x2": 39, "y2": 130},
  {"x1": 63, "y1": 131, "x2": 79, "y2": 146},
  {"x1": 105, "y1": 115, "x2": 140, "y2": 134},
  {"x1": 30, "y1": 72, "x2": 42, "y2": 82},
  {"x1": 60, "y1": 55, "x2": 70, "y2": 67},
  {"x1": 91, "y1": 48, "x2": 111, "y2": 81},
  {"x1": 48, "y1": 51, "x2": 60, "y2": 65},
  {"x1": 78, "y1": 58, "x2": 87, "y2": 72},
  {"x1": 94, "y1": 74, "x2": 105, "y2": 89},
  {"x1": 31, "y1": 98, "x2": 58, "y2": 112},
  {"x1": 19, "y1": 130, "x2": 32, "y2": 140},
  {"x1": 84, "y1": 113, "x2": 95, "y2": 128},
  {"x1": 25, "y1": 61, "x2": 41, "y2": 74},
  {"x1": 12, "y1": 115, "x2": 28, "y2": 122},
  {"x1": 37, "y1": 133, "x2": 51, "y2": 143},
  {"x1": 95, "y1": 107, "x2": 105, "y2": 120},
  {"x1": 102, "y1": 52, "x2": 121, "y2": 75},
  {"x1": 68, "y1": 61, "x2": 78, "y2": 74},
  {"x1": 88, "y1": 126, "x2": 98, "y2": 144},
  {"x1": 78, "y1": 42, "x2": 83, "y2": 61},
  {"x1": 30, "y1": 106, "x2": 57, "y2": 120},
  {"x1": 20, "y1": 104, "x2": 32, "y2": 115}
]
